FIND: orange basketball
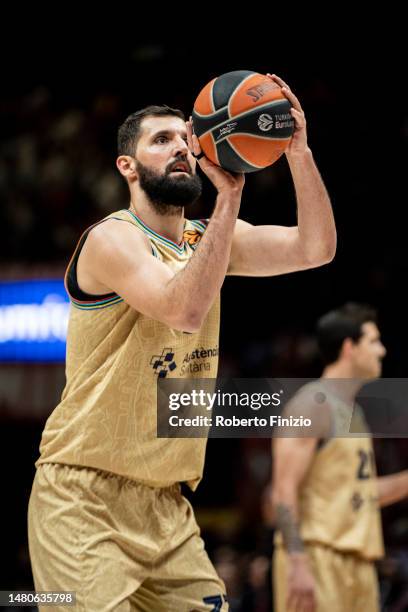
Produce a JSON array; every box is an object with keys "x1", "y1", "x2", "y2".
[{"x1": 192, "y1": 70, "x2": 294, "y2": 173}]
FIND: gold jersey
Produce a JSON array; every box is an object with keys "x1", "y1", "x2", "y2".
[
  {"x1": 36, "y1": 209, "x2": 220, "y2": 490},
  {"x1": 298, "y1": 392, "x2": 384, "y2": 560},
  {"x1": 275, "y1": 385, "x2": 384, "y2": 560}
]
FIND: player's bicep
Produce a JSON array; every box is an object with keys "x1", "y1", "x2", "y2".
[
  {"x1": 273, "y1": 436, "x2": 318, "y2": 493},
  {"x1": 228, "y1": 219, "x2": 310, "y2": 277},
  {"x1": 272, "y1": 388, "x2": 331, "y2": 492}
]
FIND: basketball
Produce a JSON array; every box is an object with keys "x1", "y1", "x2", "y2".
[{"x1": 192, "y1": 70, "x2": 295, "y2": 173}]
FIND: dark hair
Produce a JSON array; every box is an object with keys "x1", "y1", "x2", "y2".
[
  {"x1": 117, "y1": 105, "x2": 185, "y2": 156},
  {"x1": 317, "y1": 302, "x2": 378, "y2": 366}
]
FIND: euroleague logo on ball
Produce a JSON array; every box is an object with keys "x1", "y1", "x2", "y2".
[{"x1": 257, "y1": 114, "x2": 274, "y2": 132}]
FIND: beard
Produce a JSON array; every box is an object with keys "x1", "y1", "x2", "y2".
[{"x1": 136, "y1": 158, "x2": 202, "y2": 216}]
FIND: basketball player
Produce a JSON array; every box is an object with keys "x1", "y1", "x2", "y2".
[
  {"x1": 272, "y1": 303, "x2": 408, "y2": 612},
  {"x1": 28, "y1": 74, "x2": 336, "y2": 611}
]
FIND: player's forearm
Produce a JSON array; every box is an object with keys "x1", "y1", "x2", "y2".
[
  {"x1": 273, "y1": 488, "x2": 304, "y2": 554},
  {"x1": 274, "y1": 496, "x2": 313, "y2": 582},
  {"x1": 377, "y1": 470, "x2": 408, "y2": 507},
  {"x1": 165, "y1": 192, "x2": 240, "y2": 331},
  {"x1": 287, "y1": 149, "x2": 336, "y2": 264}
]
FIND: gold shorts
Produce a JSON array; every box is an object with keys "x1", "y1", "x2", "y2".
[
  {"x1": 28, "y1": 463, "x2": 228, "y2": 611},
  {"x1": 273, "y1": 542, "x2": 380, "y2": 612}
]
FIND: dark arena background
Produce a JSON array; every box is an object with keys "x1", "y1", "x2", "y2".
[{"x1": 1, "y1": 20, "x2": 407, "y2": 611}]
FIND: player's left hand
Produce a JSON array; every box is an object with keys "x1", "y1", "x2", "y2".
[
  {"x1": 186, "y1": 118, "x2": 245, "y2": 196},
  {"x1": 266, "y1": 73, "x2": 310, "y2": 158}
]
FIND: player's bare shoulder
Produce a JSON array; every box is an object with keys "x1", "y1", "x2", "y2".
[
  {"x1": 86, "y1": 218, "x2": 151, "y2": 260},
  {"x1": 276, "y1": 380, "x2": 334, "y2": 439},
  {"x1": 77, "y1": 218, "x2": 152, "y2": 295}
]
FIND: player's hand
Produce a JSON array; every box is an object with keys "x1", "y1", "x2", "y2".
[
  {"x1": 287, "y1": 553, "x2": 316, "y2": 612},
  {"x1": 186, "y1": 118, "x2": 245, "y2": 197},
  {"x1": 266, "y1": 74, "x2": 310, "y2": 158}
]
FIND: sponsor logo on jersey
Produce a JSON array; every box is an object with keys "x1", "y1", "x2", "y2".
[
  {"x1": 180, "y1": 346, "x2": 219, "y2": 375},
  {"x1": 183, "y1": 228, "x2": 201, "y2": 246},
  {"x1": 150, "y1": 348, "x2": 177, "y2": 378},
  {"x1": 351, "y1": 491, "x2": 364, "y2": 511},
  {"x1": 151, "y1": 345, "x2": 219, "y2": 377}
]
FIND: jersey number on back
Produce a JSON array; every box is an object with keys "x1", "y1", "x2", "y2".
[{"x1": 357, "y1": 449, "x2": 375, "y2": 480}]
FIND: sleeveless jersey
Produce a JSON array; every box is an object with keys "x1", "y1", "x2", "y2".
[
  {"x1": 276, "y1": 385, "x2": 384, "y2": 560},
  {"x1": 36, "y1": 209, "x2": 220, "y2": 490}
]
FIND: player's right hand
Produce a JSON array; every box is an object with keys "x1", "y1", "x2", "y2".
[
  {"x1": 287, "y1": 553, "x2": 316, "y2": 612},
  {"x1": 186, "y1": 118, "x2": 245, "y2": 197}
]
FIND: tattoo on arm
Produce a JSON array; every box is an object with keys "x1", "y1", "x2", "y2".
[{"x1": 276, "y1": 503, "x2": 304, "y2": 553}]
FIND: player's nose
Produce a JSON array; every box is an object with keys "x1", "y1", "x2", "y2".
[{"x1": 173, "y1": 135, "x2": 189, "y2": 157}]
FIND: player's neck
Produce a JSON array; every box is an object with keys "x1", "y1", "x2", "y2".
[
  {"x1": 322, "y1": 361, "x2": 355, "y2": 379},
  {"x1": 129, "y1": 191, "x2": 185, "y2": 245},
  {"x1": 321, "y1": 362, "x2": 364, "y2": 402}
]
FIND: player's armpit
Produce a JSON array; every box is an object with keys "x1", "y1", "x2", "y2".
[
  {"x1": 274, "y1": 384, "x2": 333, "y2": 440},
  {"x1": 272, "y1": 436, "x2": 318, "y2": 498}
]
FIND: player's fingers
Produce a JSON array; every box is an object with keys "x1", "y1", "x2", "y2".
[
  {"x1": 282, "y1": 87, "x2": 303, "y2": 112},
  {"x1": 188, "y1": 117, "x2": 202, "y2": 155},
  {"x1": 189, "y1": 117, "x2": 203, "y2": 158},
  {"x1": 291, "y1": 108, "x2": 306, "y2": 129},
  {"x1": 266, "y1": 74, "x2": 303, "y2": 112},
  {"x1": 294, "y1": 595, "x2": 304, "y2": 612},
  {"x1": 287, "y1": 590, "x2": 298, "y2": 611},
  {"x1": 192, "y1": 134, "x2": 202, "y2": 156},
  {"x1": 300, "y1": 595, "x2": 312, "y2": 612},
  {"x1": 302, "y1": 588, "x2": 316, "y2": 612},
  {"x1": 267, "y1": 73, "x2": 290, "y2": 91},
  {"x1": 308, "y1": 596, "x2": 317, "y2": 612},
  {"x1": 186, "y1": 119, "x2": 194, "y2": 151}
]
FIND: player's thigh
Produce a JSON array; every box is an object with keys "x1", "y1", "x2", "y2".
[
  {"x1": 149, "y1": 501, "x2": 228, "y2": 611},
  {"x1": 352, "y1": 559, "x2": 380, "y2": 612},
  {"x1": 28, "y1": 464, "x2": 144, "y2": 611},
  {"x1": 130, "y1": 577, "x2": 228, "y2": 612}
]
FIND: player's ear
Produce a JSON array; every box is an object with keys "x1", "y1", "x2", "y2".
[
  {"x1": 341, "y1": 338, "x2": 354, "y2": 360},
  {"x1": 116, "y1": 156, "x2": 138, "y2": 178}
]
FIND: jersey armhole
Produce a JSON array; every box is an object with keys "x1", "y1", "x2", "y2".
[{"x1": 65, "y1": 217, "x2": 130, "y2": 303}]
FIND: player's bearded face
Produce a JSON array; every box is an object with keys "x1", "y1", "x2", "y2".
[{"x1": 135, "y1": 157, "x2": 202, "y2": 214}]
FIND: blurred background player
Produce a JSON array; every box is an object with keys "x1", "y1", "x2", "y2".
[
  {"x1": 271, "y1": 303, "x2": 408, "y2": 611},
  {"x1": 27, "y1": 75, "x2": 336, "y2": 611}
]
